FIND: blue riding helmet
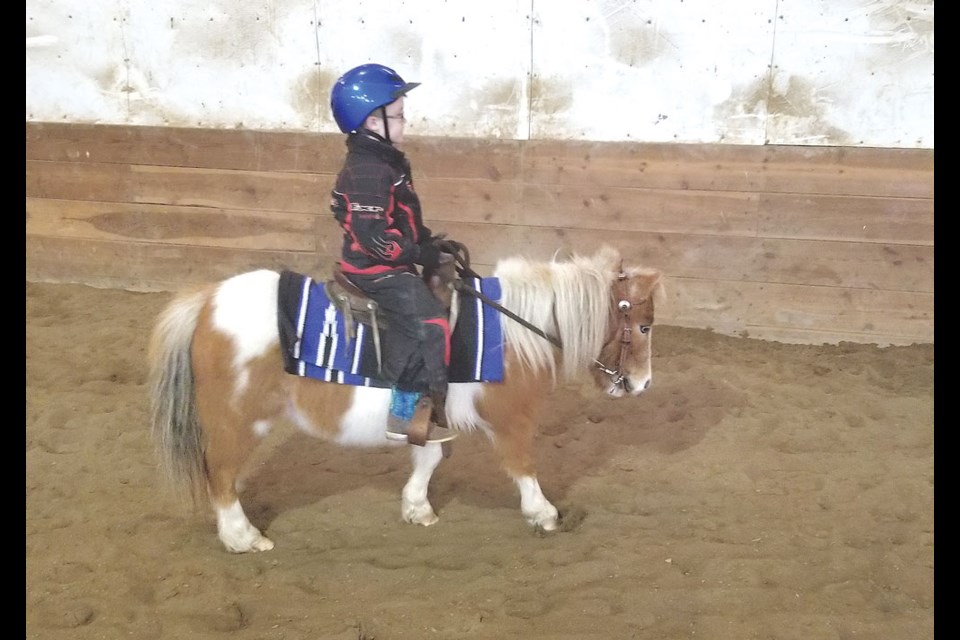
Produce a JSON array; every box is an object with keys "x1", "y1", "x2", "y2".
[{"x1": 331, "y1": 63, "x2": 420, "y2": 133}]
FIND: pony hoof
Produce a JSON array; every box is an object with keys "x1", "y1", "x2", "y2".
[
  {"x1": 525, "y1": 506, "x2": 560, "y2": 532},
  {"x1": 403, "y1": 503, "x2": 439, "y2": 526},
  {"x1": 533, "y1": 519, "x2": 559, "y2": 534},
  {"x1": 251, "y1": 536, "x2": 275, "y2": 552},
  {"x1": 222, "y1": 533, "x2": 275, "y2": 554}
]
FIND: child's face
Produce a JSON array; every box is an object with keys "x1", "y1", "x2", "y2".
[{"x1": 369, "y1": 96, "x2": 407, "y2": 144}]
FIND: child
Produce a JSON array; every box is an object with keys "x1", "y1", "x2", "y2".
[{"x1": 329, "y1": 63, "x2": 456, "y2": 445}]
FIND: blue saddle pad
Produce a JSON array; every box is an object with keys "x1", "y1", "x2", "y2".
[{"x1": 277, "y1": 270, "x2": 505, "y2": 386}]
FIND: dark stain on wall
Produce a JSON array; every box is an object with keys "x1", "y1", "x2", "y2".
[
  {"x1": 530, "y1": 75, "x2": 573, "y2": 115},
  {"x1": 712, "y1": 77, "x2": 767, "y2": 142},
  {"x1": 291, "y1": 67, "x2": 335, "y2": 131},
  {"x1": 384, "y1": 29, "x2": 423, "y2": 68},
  {"x1": 172, "y1": 4, "x2": 279, "y2": 64},
  {"x1": 766, "y1": 75, "x2": 852, "y2": 144},
  {"x1": 608, "y1": 23, "x2": 670, "y2": 68},
  {"x1": 716, "y1": 75, "x2": 852, "y2": 145},
  {"x1": 451, "y1": 77, "x2": 523, "y2": 136}
]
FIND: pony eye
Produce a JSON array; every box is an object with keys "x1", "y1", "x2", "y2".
[
  {"x1": 639, "y1": 325, "x2": 651, "y2": 334},
  {"x1": 618, "y1": 300, "x2": 631, "y2": 311}
]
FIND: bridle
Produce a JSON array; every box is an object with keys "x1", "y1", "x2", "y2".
[{"x1": 592, "y1": 270, "x2": 651, "y2": 390}]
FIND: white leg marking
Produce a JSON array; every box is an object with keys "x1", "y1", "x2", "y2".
[
  {"x1": 515, "y1": 476, "x2": 559, "y2": 531},
  {"x1": 216, "y1": 500, "x2": 274, "y2": 553},
  {"x1": 402, "y1": 443, "x2": 444, "y2": 526}
]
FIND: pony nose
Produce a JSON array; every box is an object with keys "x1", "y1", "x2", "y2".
[{"x1": 623, "y1": 377, "x2": 651, "y2": 394}]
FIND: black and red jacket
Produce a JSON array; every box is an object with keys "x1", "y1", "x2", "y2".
[{"x1": 330, "y1": 131, "x2": 433, "y2": 276}]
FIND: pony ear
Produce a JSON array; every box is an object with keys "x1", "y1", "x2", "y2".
[
  {"x1": 626, "y1": 267, "x2": 666, "y2": 310},
  {"x1": 644, "y1": 270, "x2": 666, "y2": 309},
  {"x1": 595, "y1": 244, "x2": 622, "y2": 269}
]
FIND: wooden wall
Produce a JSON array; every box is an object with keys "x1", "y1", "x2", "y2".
[{"x1": 25, "y1": 122, "x2": 934, "y2": 347}]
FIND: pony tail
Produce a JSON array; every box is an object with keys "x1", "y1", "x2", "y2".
[{"x1": 147, "y1": 287, "x2": 210, "y2": 504}]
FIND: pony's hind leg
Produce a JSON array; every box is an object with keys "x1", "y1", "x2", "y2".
[
  {"x1": 192, "y1": 311, "x2": 281, "y2": 553},
  {"x1": 204, "y1": 418, "x2": 275, "y2": 553},
  {"x1": 401, "y1": 443, "x2": 445, "y2": 526}
]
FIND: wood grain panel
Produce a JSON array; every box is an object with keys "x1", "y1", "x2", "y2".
[
  {"x1": 404, "y1": 137, "x2": 524, "y2": 181},
  {"x1": 433, "y1": 222, "x2": 933, "y2": 293},
  {"x1": 25, "y1": 122, "x2": 525, "y2": 180},
  {"x1": 26, "y1": 198, "x2": 317, "y2": 251},
  {"x1": 667, "y1": 277, "x2": 933, "y2": 346},
  {"x1": 31, "y1": 158, "x2": 929, "y2": 248},
  {"x1": 516, "y1": 184, "x2": 758, "y2": 235},
  {"x1": 30, "y1": 161, "x2": 929, "y2": 247},
  {"x1": 26, "y1": 122, "x2": 345, "y2": 173},
  {"x1": 396, "y1": 178, "x2": 761, "y2": 237},
  {"x1": 758, "y1": 193, "x2": 934, "y2": 245},
  {"x1": 29, "y1": 123, "x2": 933, "y2": 196},
  {"x1": 28, "y1": 204, "x2": 930, "y2": 301},
  {"x1": 26, "y1": 160, "x2": 329, "y2": 213},
  {"x1": 522, "y1": 140, "x2": 933, "y2": 198},
  {"x1": 26, "y1": 236, "x2": 330, "y2": 291}
]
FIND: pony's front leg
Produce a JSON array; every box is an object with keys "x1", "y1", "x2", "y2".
[
  {"x1": 401, "y1": 442, "x2": 445, "y2": 526},
  {"x1": 480, "y1": 378, "x2": 560, "y2": 531},
  {"x1": 515, "y1": 476, "x2": 559, "y2": 531}
]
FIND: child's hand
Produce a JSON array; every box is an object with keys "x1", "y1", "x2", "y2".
[{"x1": 416, "y1": 241, "x2": 443, "y2": 268}]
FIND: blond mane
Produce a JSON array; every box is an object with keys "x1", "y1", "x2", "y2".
[{"x1": 493, "y1": 246, "x2": 623, "y2": 383}]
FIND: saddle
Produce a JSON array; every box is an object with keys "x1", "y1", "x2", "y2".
[{"x1": 322, "y1": 252, "x2": 460, "y2": 378}]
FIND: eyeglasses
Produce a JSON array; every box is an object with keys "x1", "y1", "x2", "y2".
[{"x1": 385, "y1": 113, "x2": 406, "y2": 122}]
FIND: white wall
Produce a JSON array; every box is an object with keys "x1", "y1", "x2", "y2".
[{"x1": 25, "y1": 0, "x2": 933, "y2": 148}]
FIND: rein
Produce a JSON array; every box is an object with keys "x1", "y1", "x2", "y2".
[
  {"x1": 451, "y1": 249, "x2": 637, "y2": 389},
  {"x1": 443, "y1": 241, "x2": 564, "y2": 349},
  {"x1": 454, "y1": 280, "x2": 563, "y2": 349}
]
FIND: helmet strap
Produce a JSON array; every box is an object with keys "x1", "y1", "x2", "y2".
[{"x1": 380, "y1": 106, "x2": 392, "y2": 145}]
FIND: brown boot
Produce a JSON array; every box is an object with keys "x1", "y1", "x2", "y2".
[
  {"x1": 428, "y1": 389, "x2": 449, "y2": 429},
  {"x1": 386, "y1": 396, "x2": 457, "y2": 447}
]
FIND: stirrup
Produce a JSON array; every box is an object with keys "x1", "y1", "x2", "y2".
[
  {"x1": 387, "y1": 397, "x2": 458, "y2": 446},
  {"x1": 385, "y1": 423, "x2": 458, "y2": 445}
]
